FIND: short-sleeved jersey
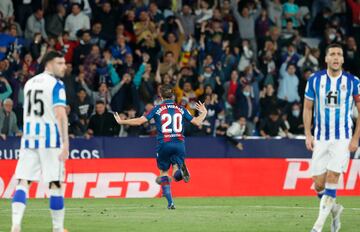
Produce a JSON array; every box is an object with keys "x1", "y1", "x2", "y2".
[
  {"x1": 145, "y1": 99, "x2": 194, "y2": 144},
  {"x1": 21, "y1": 72, "x2": 67, "y2": 149},
  {"x1": 305, "y1": 70, "x2": 360, "y2": 141}
]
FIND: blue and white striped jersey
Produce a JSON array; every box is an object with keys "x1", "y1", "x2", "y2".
[
  {"x1": 21, "y1": 72, "x2": 67, "y2": 149},
  {"x1": 305, "y1": 70, "x2": 360, "y2": 141}
]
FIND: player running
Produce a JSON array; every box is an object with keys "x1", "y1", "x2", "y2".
[{"x1": 114, "y1": 84, "x2": 207, "y2": 209}]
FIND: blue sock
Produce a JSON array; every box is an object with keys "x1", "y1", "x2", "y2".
[
  {"x1": 50, "y1": 196, "x2": 64, "y2": 210},
  {"x1": 160, "y1": 176, "x2": 173, "y2": 206},
  {"x1": 12, "y1": 189, "x2": 27, "y2": 205},
  {"x1": 173, "y1": 169, "x2": 183, "y2": 182},
  {"x1": 317, "y1": 190, "x2": 325, "y2": 199}
]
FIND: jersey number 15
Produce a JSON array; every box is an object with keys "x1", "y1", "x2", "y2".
[{"x1": 26, "y1": 90, "x2": 44, "y2": 116}]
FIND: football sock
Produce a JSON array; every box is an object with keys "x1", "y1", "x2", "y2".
[
  {"x1": 12, "y1": 185, "x2": 28, "y2": 228},
  {"x1": 313, "y1": 183, "x2": 337, "y2": 231},
  {"x1": 316, "y1": 189, "x2": 325, "y2": 199},
  {"x1": 160, "y1": 176, "x2": 173, "y2": 206},
  {"x1": 49, "y1": 188, "x2": 65, "y2": 232}
]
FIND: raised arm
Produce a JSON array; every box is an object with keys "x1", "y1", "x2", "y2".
[
  {"x1": 190, "y1": 101, "x2": 208, "y2": 126},
  {"x1": 113, "y1": 113, "x2": 148, "y2": 126}
]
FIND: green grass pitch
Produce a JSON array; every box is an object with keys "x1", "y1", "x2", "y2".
[{"x1": 1, "y1": 197, "x2": 359, "y2": 231}]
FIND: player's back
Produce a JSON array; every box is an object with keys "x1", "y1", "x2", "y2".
[
  {"x1": 21, "y1": 72, "x2": 66, "y2": 149},
  {"x1": 146, "y1": 100, "x2": 194, "y2": 144}
]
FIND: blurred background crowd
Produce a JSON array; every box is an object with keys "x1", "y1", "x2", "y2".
[{"x1": 0, "y1": 0, "x2": 359, "y2": 143}]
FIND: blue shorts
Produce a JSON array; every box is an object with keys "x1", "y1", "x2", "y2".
[{"x1": 156, "y1": 142, "x2": 186, "y2": 171}]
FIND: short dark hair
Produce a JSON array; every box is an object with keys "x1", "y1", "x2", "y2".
[
  {"x1": 160, "y1": 84, "x2": 174, "y2": 99},
  {"x1": 96, "y1": 100, "x2": 105, "y2": 105},
  {"x1": 40, "y1": 51, "x2": 63, "y2": 68},
  {"x1": 325, "y1": 43, "x2": 343, "y2": 55}
]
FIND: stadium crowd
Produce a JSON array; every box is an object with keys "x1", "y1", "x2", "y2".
[{"x1": 0, "y1": 0, "x2": 359, "y2": 141}]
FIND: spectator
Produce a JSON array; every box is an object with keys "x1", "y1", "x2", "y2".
[
  {"x1": 134, "y1": 11, "x2": 156, "y2": 47},
  {"x1": 234, "y1": 84, "x2": 259, "y2": 135},
  {"x1": 0, "y1": 76, "x2": 12, "y2": 102},
  {"x1": 0, "y1": 32, "x2": 15, "y2": 60},
  {"x1": 344, "y1": 36, "x2": 360, "y2": 77},
  {"x1": 66, "y1": 105, "x2": 83, "y2": 138},
  {"x1": 156, "y1": 19, "x2": 185, "y2": 62},
  {"x1": 55, "y1": 31, "x2": 79, "y2": 63},
  {"x1": 72, "y1": 30, "x2": 92, "y2": 70},
  {"x1": 259, "y1": 84, "x2": 279, "y2": 119},
  {"x1": 45, "y1": 4, "x2": 66, "y2": 38},
  {"x1": 0, "y1": 98, "x2": 21, "y2": 140},
  {"x1": 64, "y1": 3, "x2": 90, "y2": 40},
  {"x1": 277, "y1": 57, "x2": 300, "y2": 108},
  {"x1": 24, "y1": 8, "x2": 47, "y2": 41},
  {"x1": 71, "y1": 88, "x2": 93, "y2": 134},
  {"x1": 177, "y1": 4, "x2": 196, "y2": 37},
  {"x1": 237, "y1": 40, "x2": 255, "y2": 72},
  {"x1": 231, "y1": 0, "x2": 261, "y2": 52},
  {"x1": 286, "y1": 102, "x2": 304, "y2": 135},
  {"x1": 282, "y1": 0, "x2": 300, "y2": 28},
  {"x1": 0, "y1": 0, "x2": 14, "y2": 21},
  {"x1": 175, "y1": 75, "x2": 204, "y2": 115},
  {"x1": 266, "y1": 0, "x2": 283, "y2": 29},
  {"x1": 259, "y1": 109, "x2": 288, "y2": 138},
  {"x1": 158, "y1": 51, "x2": 177, "y2": 75},
  {"x1": 203, "y1": 93, "x2": 222, "y2": 135},
  {"x1": 85, "y1": 100, "x2": 118, "y2": 138},
  {"x1": 226, "y1": 116, "x2": 247, "y2": 150},
  {"x1": 90, "y1": 22, "x2": 106, "y2": 49},
  {"x1": 93, "y1": 1, "x2": 117, "y2": 41},
  {"x1": 110, "y1": 34, "x2": 132, "y2": 64},
  {"x1": 62, "y1": 63, "x2": 77, "y2": 104}
]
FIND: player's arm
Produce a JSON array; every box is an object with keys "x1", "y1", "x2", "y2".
[
  {"x1": 113, "y1": 112, "x2": 148, "y2": 126},
  {"x1": 349, "y1": 95, "x2": 360, "y2": 152},
  {"x1": 54, "y1": 105, "x2": 69, "y2": 161},
  {"x1": 303, "y1": 98, "x2": 314, "y2": 151},
  {"x1": 190, "y1": 101, "x2": 208, "y2": 127}
]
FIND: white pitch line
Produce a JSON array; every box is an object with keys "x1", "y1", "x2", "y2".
[{"x1": 0, "y1": 205, "x2": 360, "y2": 214}]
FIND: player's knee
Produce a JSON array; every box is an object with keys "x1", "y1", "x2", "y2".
[
  {"x1": 314, "y1": 183, "x2": 325, "y2": 192},
  {"x1": 326, "y1": 171, "x2": 340, "y2": 183},
  {"x1": 49, "y1": 181, "x2": 61, "y2": 189}
]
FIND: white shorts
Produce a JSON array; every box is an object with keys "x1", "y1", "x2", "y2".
[
  {"x1": 311, "y1": 139, "x2": 350, "y2": 176},
  {"x1": 15, "y1": 148, "x2": 65, "y2": 183}
]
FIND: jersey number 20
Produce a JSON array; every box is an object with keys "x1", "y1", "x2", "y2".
[
  {"x1": 26, "y1": 90, "x2": 44, "y2": 116},
  {"x1": 161, "y1": 113, "x2": 182, "y2": 133}
]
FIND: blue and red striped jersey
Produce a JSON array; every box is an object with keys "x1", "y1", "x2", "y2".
[{"x1": 145, "y1": 100, "x2": 194, "y2": 143}]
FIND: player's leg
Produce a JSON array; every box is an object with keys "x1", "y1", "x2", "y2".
[
  {"x1": 11, "y1": 180, "x2": 31, "y2": 232},
  {"x1": 310, "y1": 140, "x2": 329, "y2": 232},
  {"x1": 327, "y1": 140, "x2": 350, "y2": 232},
  {"x1": 156, "y1": 144, "x2": 175, "y2": 209},
  {"x1": 49, "y1": 181, "x2": 65, "y2": 232},
  {"x1": 170, "y1": 143, "x2": 190, "y2": 183},
  {"x1": 40, "y1": 148, "x2": 66, "y2": 232},
  {"x1": 312, "y1": 171, "x2": 340, "y2": 232},
  {"x1": 12, "y1": 149, "x2": 41, "y2": 232}
]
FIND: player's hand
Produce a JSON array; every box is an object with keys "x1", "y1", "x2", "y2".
[
  {"x1": 305, "y1": 135, "x2": 314, "y2": 151},
  {"x1": 349, "y1": 137, "x2": 359, "y2": 153},
  {"x1": 195, "y1": 101, "x2": 207, "y2": 113},
  {"x1": 58, "y1": 148, "x2": 69, "y2": 162},
  {"x1": 114, "y1": 112, "x2": 123, "y2": 124}
]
